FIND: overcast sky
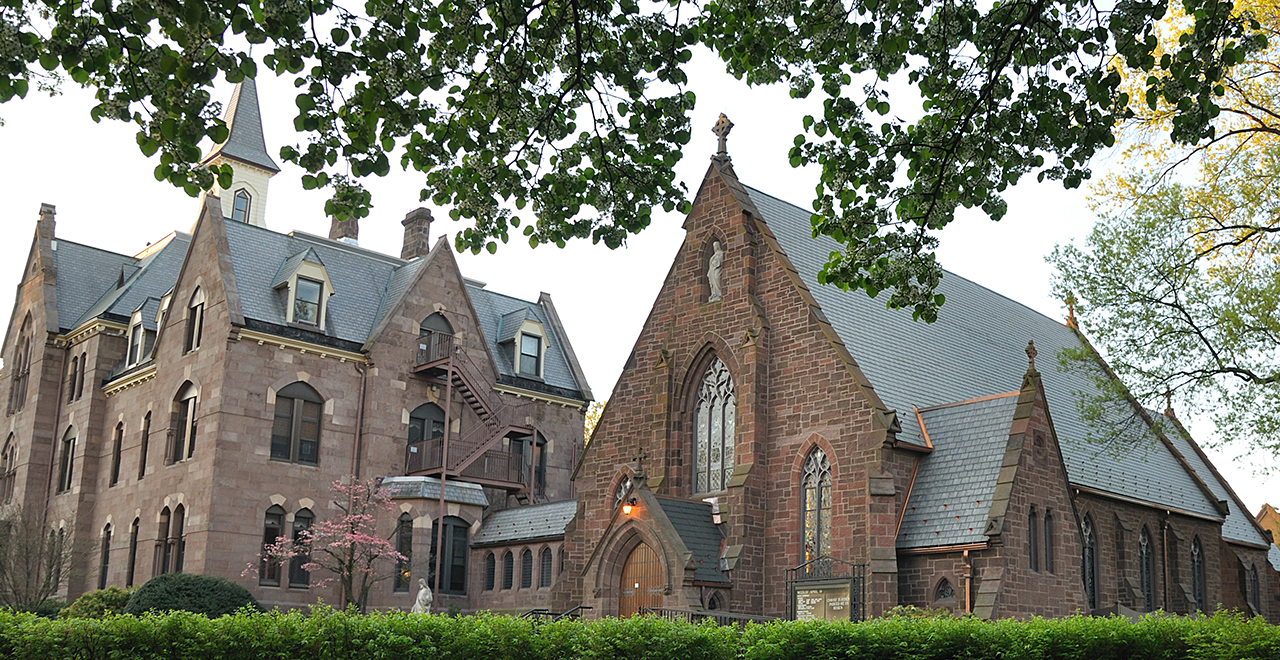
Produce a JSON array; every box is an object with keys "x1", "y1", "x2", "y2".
[{"x1": 1, "y1": 49, "x2": 1274, "y2": 515}]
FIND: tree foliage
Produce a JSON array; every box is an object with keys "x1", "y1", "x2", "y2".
[
  {"x1": 583, "y1": 400, "x2": 604, "y2": 445},
  {"x1": 0, "y1": 507, "x2": 83, "y2": 612},
  {"x1": 1050, "y1": 0, "x2": 1280, "y2": 460},
  {"x1": 0, "y1": 0, "x2": 1266, "y2": 319},
  {"x1": 256, "y1": 478, "x2": 404, "y2": 613}
]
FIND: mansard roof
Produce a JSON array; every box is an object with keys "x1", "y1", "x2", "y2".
[
  {"x1": 54, "y1": 233, "x2": 190, "y2": 333},
  {"x1": 202, "y1": 78, "x2": 280, "y2": 173},
  {"x1": 741, "y1": 183, "x2": 1237, "y2": 537},
  {"x1": 897, "y1": 393, "x2": 1019, "y2": 550}
]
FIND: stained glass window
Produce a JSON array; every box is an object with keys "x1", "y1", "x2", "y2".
[
  {"x1": 802, "y1": 447, "x2": 832, "y2": 562},
  {"x1": 615, "y1": 475, "x2": 632, "y2": 511},
  {"x1": 935, "y1": 578, "x2": 955, "y2": 601},
  {"x1": 1191, "y1": 536, "x2": 1205, "y2": 612},
  {"x1": 1139, "y1": 527, "x2": 1154, "y2": 611},
  {"x1": 694, "y1": 357, "x2": 735, "y2": 493},
  {"x1": 1082, "y1": 516, "x2": 1097, "y2": 609}
]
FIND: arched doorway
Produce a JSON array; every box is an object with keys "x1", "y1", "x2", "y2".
[{"x1": 618, "y1": 542, "x2": 663, "y2": 616}]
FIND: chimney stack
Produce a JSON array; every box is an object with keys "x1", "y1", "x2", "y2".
[
  {"x1": 38, "y1": 203, "x2": 56, "y2": 232},
  {"x1": 401, "y1": 208, "x2": 433, "y2": 260},
  {"x1": 329, "y1": 217, "x2": 359, "y2": 246}
]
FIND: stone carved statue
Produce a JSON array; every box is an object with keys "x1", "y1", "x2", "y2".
[
  {"x1": 708, "y1": 240, "x2": 725, "y2": 302},
  {"x1": 411, "y1": 578, "x2": 433, "y2": 613}
]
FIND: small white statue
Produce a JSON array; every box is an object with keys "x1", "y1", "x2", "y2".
[
  {"x1": 411, "y1": 578, "x2": 433, "y2": 613},
  {"x1": 708, "y1": 241, "x2": 725, "y2": 302}
]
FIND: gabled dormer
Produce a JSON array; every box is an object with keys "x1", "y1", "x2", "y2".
[
  {"x1": 272, "y1": 248, "x2": 334, "y2": 331},
  {"x1": 497, "y1": 308, "x2": 547, "y2": 380},
  {"x1": 124, "y1": 298, "x2": 160, "y2": 369}
]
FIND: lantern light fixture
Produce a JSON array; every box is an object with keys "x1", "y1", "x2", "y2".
[{"x1": 622, "y1": 497, "x2": 638, "y2": 515}]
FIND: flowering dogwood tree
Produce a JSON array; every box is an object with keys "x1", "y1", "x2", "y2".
[{"x1": 256, "y1": 478, "x2": 405, "y2": 612}]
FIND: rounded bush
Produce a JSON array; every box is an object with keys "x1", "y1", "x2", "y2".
[
  {"x1": 60, "y1": 586, "x2": 136, "y2": 618},
  {"x1": 124, "y1": 573, "x2": 261, "y2": 617}
]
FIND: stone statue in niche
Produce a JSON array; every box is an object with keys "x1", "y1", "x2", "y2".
[
  {"x1": 411, "y1": 578, "x2": 433, "y2": 613},
  {"x1": 708, "y1": 240, "x2": 725, "y2": 302}
]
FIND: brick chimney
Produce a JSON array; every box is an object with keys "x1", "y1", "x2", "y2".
[
  {"x1": 401, "y1": 208, "x2": 433, "y2": 259},
  {"x1": 329, "y1": 217, "x2": 359, "y2": 245}
]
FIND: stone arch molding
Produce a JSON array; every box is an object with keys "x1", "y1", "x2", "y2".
[{"x1": 593, "y1": 519, "x2": 673, "y2": 605}]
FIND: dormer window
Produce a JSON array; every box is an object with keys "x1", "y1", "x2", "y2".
[
  {"x1": 127, "y1": 318, "x2": 144, "y2": 367},
  {"x1": 520, "y1": 333, "x2": 541, "y2": 376},
  {"x1": 231, "y1": 189, "x2": 252, "y2": 223},
  {"x1": 274, "y1": 248, "x2": 334, "y2": 330},
  {"x1": 294, "y1": 278, "x2": 322, "y2": 326}
]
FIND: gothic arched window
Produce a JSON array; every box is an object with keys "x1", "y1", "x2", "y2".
[
  {"x1": 8, "y1": 315, "x2": 32, "y2": 414},
  {"x1": 1139, "y1": 526, "x2": 1154, "y2": 611},
  {"x1": 1, "y1": 434, "x2": 15, "y2": 504},
  {"x1": 484, "y1": 552, "x2": 496, "y2": 590},
  {"x1": 232, "y1": 189, "x2": 252, "y2": 223},
  {"x1": 1191, "y1": 536, "x2": 1205, "y2": 612},
  {"x1": 1250, "y1": 564, "x2": 1261, "y2": 613},
  {"x1": 614, "y1": 474, "x2": 633, "y2": 511},
  {"x1": 57, "y1": 426, "x2": 76, "y2": 493},
  {"x1": 935, "y1": 578, "x2": 956, "y2": 601},
  {"x1": 1044, "y1": 510, "x2": 1055, "y2": 573},
  {"x1": 801, "y1": 447, "x2": 832, "y2": 562},
  {"x1": 693, "y1": 356, "x2": 735, "y2": 494},
  {"x1": 1028, "y1": 506, "x2": 1039, "y2": 572},
  {"x1": 1081, "y1": 516, "x2": 1097, "y2": 610}
]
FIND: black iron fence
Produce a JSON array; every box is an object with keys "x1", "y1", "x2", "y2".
[{"x1": 639, "y1": 607, "x2": 778, "y2": 627}]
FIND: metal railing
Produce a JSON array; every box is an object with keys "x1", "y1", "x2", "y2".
[
  {"x1": 640, "y1": 607, "x2": 778, "y2": 627},
  {"x1": 415, "y1": 333, "x2": 454, "y2": 366},
  {"x1": 406, "y1": 438, "x2": 529, "y2": 485}
]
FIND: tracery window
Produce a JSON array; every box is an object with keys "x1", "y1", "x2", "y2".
[
  {"x1": 935, "y1": 578, "x2": 956, "y2": 601},
  {"x1": 693, "y1": 356, "x2": 735, "y2": 494},
  {"x1": 1139, "y1": 526, "x2": 1154, "y2": 611},
  {"x1": 1191, "y1": 536, "x2": 1205, "y2": 612},
  {"x1": 801, "y1": 447, "x2": 832, "y2": 562},
  {"x1": 1082, "y1": 516, "x2": 1097, "y2": 610},
  {"x1": 614, "y1": 474, "x2": 632, "y2": 511}
]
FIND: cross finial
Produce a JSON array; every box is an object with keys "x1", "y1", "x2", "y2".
[
  {"x1": 1164, "y1": 389, "x2": 1175, "y2": 418},
  {"x1": 1065, "y1": 292, "x2": 1078, "y2": 329},
  {"x1": 712, "y1": 114, "x2": 734, "y2": 163},
  {"x1": 1025, "y1": 340, "x2": 1038, "y2": 372}
]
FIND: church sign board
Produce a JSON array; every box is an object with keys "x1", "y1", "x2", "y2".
[{"x1": 786, "y1": 556, "x2": 866, "y2": 621}]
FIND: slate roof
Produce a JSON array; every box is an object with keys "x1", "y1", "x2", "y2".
[
  {"x1": 655, "y1": 496, "x2": 729, "y2": 584},
  {"x1": 380, "y1": 476, "x2": 489, "y2": 507},
  {"x1": 745, "y1": 184, "x2": 1222, "y2": 522},
  {"x1": 271, "y1": 248, "x2": 321, "y2": 288},
  {"x1": 1269, "y1": 545, "x2": 1280, "y2": 573},
  {"x1": 472, "y1": 500, "x2": 576, "y2": 545},
  {"x1": 469, "y1": 285, "x2": 581, "y2": 393},
  {"x1": 203, "y1": 78, "x2": 280, "y2": 172},
  {"x1": 66, "y1": 234, "x2": 190, "y2": 331},
  {"x1": 1158, "y1": 412, "x2": 1271, "y2": 546},
  {"x1": 50, "y1": 240, "x2": 138, "y2": 332},
  {"x1": 897, "y1": 394, "x2": 1018, "y2": 549}
]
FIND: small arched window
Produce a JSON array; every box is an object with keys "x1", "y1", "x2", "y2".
[
  {"x1": 521, "y1": 548, "x2": 534, "y2": 589},
  {"x1": 1028, "y1": 506, "x2": 1039, "y2": 572},
  {"x1": 156, "y1": 507, "x2": 172, "y2": 574},
  {"x1": 126, "y1": 518, "x2": 140, "y2": 587},
  {"x1": 1044, "y1": 510, "x2": 1054, "y2": 573},
  {"x1": 1082, "y1": 516, "x2": 1097, "y2": 610},
  {"x1": 417, "y1": 313, "x2": 455, "y2": 364},
  {"x1": 1191, "y1": 536, "x2": 1205, "y2": 612},
  {"x1": 394, "y1": 513, "x2": 413, "y2": 592},
  {"x1": 1, "y1": 434, "x2": 16, "y2": 504},
  {"x1": 271, "y1": 381, "x2": 323, "y2": 465},
  {"x1": 98, "y1": 524, "x2": 112, "y2": 590},
  {"x1": 484, "y1": 552, "x2": 497, "y2": 591},
  {"x1": 184, "y1": 288, "x2": 205, "y2": 353},
  {"x1": 232, "y1": 189, "x2": 252, "y2": 223},
  {"x1": 540, "y1": 547, "x2": 553, "y2": 588},
  {"x1": 290, "y1": 509, "x2": 314, "y2": 587},
  {"x1": 935, "y1": 578, "x2": 956, "y2": 601},
  {"x1": 502, "y1": 551, "x2": 514, "y2": 590},
  {"x1": 57, "y1": 427, "x2": 76, "y2": 493},
  {"x1": 693, "y1": 356, "x2": 735, "y2": 494},
  {"x1": 67, "y1": 355, "x2": 78, "y2": 403},
  {"x1": 1139, "y1": 526, "x2": 1154, "y2": 611},
  {"x1": 77, "y1": 351, "x2": 86, "y2": 400},
  {"x1": 171, "y1": 505, "x2": 186, "y2": 573},
  {"x1": 8, "y1": 315, "x2": 32, "y2": 414},
  {"x1": 801, "y1": 446, "x2": 832, "y2": 562},
  {"x1": 109, "y1": 422, "x2": 123, "y2": 487},
  {"x1": 171, "y1": 382, "x2": 198, "y2": 463},
  {"x1": 138, "y1": 413, "x2": 151, "y2": 480},
  {"x1": 260, "y1": 505, "x2": 285, "y2": 586}
]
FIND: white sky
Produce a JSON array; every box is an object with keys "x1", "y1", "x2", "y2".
[{"x1": 1, "y1": 49, "x2": 1274, "y2": 516}]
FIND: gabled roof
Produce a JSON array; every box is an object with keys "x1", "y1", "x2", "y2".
[
  {"x1": 654, "y1": 496, "x2": 729, "y2": 584},
  {"x1": 271, "y1": 247, "x2": 323, "y2": 288},
  {"x1": 472, "y1": 500, "x2": 576, "y2": 545},
  {"x1": 202, "y1": 78, "x2": 280, "y2": 173},
  {"x1": 897, "y1": 393, "x2": 1019, "y2": 549},
  {"x1": 497, "y1": 307, "x2": 537, "y2": 344},
  {"x1": 744, "y1": 184, "x2": 1222, "y2": 520},
  {"x1": 469, "y1": 284, "x2": 584, "y2": 395}
]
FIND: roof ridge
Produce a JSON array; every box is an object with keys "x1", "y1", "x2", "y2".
[{"x1": 54, "y1": 238, "x2": 138, "y2": 261}]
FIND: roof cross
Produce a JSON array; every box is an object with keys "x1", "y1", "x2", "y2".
[
  {"x1": 712, "y1": 114, "x2": 734, "y2": 162},
  {"x1": 1025, "y1": 340, "x2": 1038, "y2": 372}
]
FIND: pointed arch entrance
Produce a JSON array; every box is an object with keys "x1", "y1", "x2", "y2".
[{"x1": 618, "y1": 542, "x2": 663, "y2": 616}]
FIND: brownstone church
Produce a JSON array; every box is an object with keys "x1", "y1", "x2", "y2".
[{"x1": 551, "y1": 121, "x2": 1280, "y2": 622}]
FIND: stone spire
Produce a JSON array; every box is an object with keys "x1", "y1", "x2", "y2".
[
  {"x1": 201, "y1": 77, "x2": 278, "y2": 228},
  {"x1": 711, "y1": 113, "x2": 734, "y2": 166}
]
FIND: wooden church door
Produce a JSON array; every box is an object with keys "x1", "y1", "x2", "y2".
[{"x1": 618, "y1": 542, "x2": 663, "y2": 616}]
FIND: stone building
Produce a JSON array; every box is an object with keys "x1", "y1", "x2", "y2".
[
  {"x1": 0, "y1": 80, "x2": 591, "y2": 613},
  {"x1": 553, "y1": 121, "x2": 1280, "y2": 622}
]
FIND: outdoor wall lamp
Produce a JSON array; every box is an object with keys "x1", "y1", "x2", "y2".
[{"x1": 622, "y1": 498, "x2": 637, "y2": 515}]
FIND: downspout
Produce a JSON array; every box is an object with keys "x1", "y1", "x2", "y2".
[
  {"x1": 963, "y1": 549, "x2": 972, "y2": 614},
  {"x1": 351, "y1": 362, "x2": 369, "y2": 480},
  {"x1": 432, "y1": 348, "x2": 454, "y2": 613}
]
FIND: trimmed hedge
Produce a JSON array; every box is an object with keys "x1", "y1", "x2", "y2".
[
  {"x1": 123, "y1": 572, "x2": 261, "y2": 617},
  {"x1": 0, "y1": 609, "x2": 1275, "y2": 660},
  {"x1": 60, "y1": 587, "x2": 135, "y2": 619}
]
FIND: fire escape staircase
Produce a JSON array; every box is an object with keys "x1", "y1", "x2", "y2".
[{"x1": 410, "y1": 334, "x2": 539, "y2": 499}]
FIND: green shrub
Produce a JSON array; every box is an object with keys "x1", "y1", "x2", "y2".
[
  {"x1": 60, "y1": 586, "x2": 136, "y2": 619},
  {"x1": 20, "y1": 599, "x2": 65, "y2": 618},
  {"x1": 123, "y1": 572, "x2": 261, "y2": 617}
]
